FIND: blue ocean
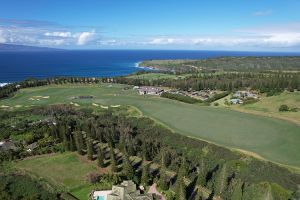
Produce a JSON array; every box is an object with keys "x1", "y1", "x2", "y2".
[{"x1": 1, "y1": 50, "x2": 300, "y2": 83}]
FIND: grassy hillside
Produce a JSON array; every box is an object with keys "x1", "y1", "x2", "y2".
[
  {"x1": 235, "y1": 92, "x2": 300, "y2": 124},
  {"x1": 1, "y1": 84, "x2": 300, "y2": 168},
  {"x1": 15, "y1": 152, "x2": 107, "y2": 200}
]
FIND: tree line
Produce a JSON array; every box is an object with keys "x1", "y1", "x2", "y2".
[{"x1": 115, "y1": 72, "x2": 300, "y2": 94}]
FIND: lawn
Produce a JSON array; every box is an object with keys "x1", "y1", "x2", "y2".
[
  {"x1": 233, "y1": 91, "x2": 300, "y2": 125},
  {"x1": 14, "y1": 152, "x2": 105, "y2": 200},
  {"x1": 2, "y1": 84, "x2": 300, "y2": 168}
]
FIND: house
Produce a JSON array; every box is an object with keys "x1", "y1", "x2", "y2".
[
  {"x1": 26, "y1": 142, "x2": 38, "y2": 152},
  {"x1": 137, "y1": 87, "x2": 164, "y2": 95},
  {"x1": 230, "y1": 98, "x2": 243, "y2": 105},
  {"x1": 92, "y1": 180, "x2": 156, "y2": 200},
  {"x1": 234, "y1": 91, "x2": 258, "y2": 99},
  {"x1": 0, "y1": 140, "x2": 17, "y2": 151}
]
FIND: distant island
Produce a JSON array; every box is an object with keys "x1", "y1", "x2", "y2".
[{"x1": 0, "y1": 43, "x2": 65, "y2": 52}]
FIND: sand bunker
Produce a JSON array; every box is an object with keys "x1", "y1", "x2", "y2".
[
  {"x1": 111, "y1": 105, "x2": 121, "y2": 108},
  {"x1": 29, "y1": 96, "x2": 50, "y2": 101},
  {"x1": 70, "y1": 102, "x2": 80, "y2": 107},
  {"x1": 14, "y1": 105, "x2": 23, "y2": 108},
  {"x1": 0, "y1": 105, "x2": 10, "y2": 108},
  {"x1": 100, "y1": 105, "x2": 109, "y2": 109},
  {"x1": 92, "y1": 103, "x2": 99, "y2": 107}
]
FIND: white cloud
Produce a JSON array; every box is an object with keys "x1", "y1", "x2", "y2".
[
  {"x1": 77, "y1": 30, "x2": 95, "y2": 45},
  {"x1": 44, "y1": 31, "x2": 72, "y2": 37},
  {"x1": 39, "y1": 39, "x2": 66, "y2": 46},
  {"x1": 142, "y1": 22, "x2": 300, "y2": 50},
  {"x1": 253, "y1": 10, "x2": 273, "y2": 16},
  {"x1": 0, "y1": 30, "x2": 6, "y2": 43}
]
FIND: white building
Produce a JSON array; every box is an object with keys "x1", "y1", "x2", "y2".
[{"x1": 137, "y1": 87, "x2": 164, "y2": 95}]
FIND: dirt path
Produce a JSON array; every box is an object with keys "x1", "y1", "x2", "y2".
[{"x1": 148, "y1": 183, "x2": 166, "y2": 200}]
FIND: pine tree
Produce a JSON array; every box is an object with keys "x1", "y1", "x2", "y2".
[
  {"x1": 160, "y1": 147, "x2": 167, "y2": 169},
  {"x1": 141, "y1": 163, "x2": 150, "y2": 186},
  {"x1": 69, "y1": 133, "x2": 76, "y2": 152},
  {"x1": 213, "y1": 163, "x2": 227, "y2": 196},
  {"x1": 75, "y1": 131, "x2": 84, "y2": 155},
  {"x1": 175, "y1": 176, "x2": 186, "y2": 200},
  {"x1": 176, "y1": 158, "x2": 187, "y2": 200},
  {"x1": 87, "y1": 139, "x2": 94, "y2": 160},
  {"x1": 142, "y1": 141, "x2": 148, "y2": 161},
  {"x1": 97, "y1": 146, "x2": 105, "y2": 167},
  {"x1": 197, "y1": 159, "x2": 206, "y2": 186},
  {"x1": 110, "y1": 147, "x2": 117, "y2": 172},
  {"x1": 158, "y1": 171, "x2": 169, "y2": 190},
  {"x1": 122, "y1": 154, "x2": 134, "y2": 180}
]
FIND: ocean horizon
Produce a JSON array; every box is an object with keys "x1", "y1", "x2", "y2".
[{"x1": 1, "y1": 49, "x2": 300, "y2": 83}]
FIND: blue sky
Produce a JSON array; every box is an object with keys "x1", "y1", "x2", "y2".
[{"x1": 0, "y1": 0, "x2": 300, "y2": 51}]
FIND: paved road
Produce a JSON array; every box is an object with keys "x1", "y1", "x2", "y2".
[{"x1": 148, "y1": 183, "x2": 166, "y2": 200}]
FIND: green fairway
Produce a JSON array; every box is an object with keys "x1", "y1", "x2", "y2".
[
  {"x1": 2, "y1": 84, "x2": 300, "y2": 168},
  {"x1": 14, "y1": 152, "x2": 104, "y2": 200}
]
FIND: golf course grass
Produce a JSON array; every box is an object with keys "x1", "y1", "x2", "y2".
[
  {"x1": 1, "y1": 83, "x2": 300, "y2": 168},
  {"x1": 15, "y1": 152, "x2": 107, "y2": 200}
]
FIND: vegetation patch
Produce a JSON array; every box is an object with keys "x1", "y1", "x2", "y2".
[{"x1": 15, "y1": 152, "x2": 103, "y2": 199}]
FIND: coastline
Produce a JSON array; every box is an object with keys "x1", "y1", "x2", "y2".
[{"x1": 134, "y1": 61, "x2": 159, "y2": 71}]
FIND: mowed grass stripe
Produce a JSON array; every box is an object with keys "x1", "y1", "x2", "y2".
[{"x1": 2, "y1": 84, "x2": 300, "y2": 167}]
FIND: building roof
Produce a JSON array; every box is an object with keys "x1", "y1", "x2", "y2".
[
  {"x1": 26, "y1": 142, "x2": 38, "y2": 150},
  {"x1": 0, "y1": 141, "x2": 17, "y2": 151}
]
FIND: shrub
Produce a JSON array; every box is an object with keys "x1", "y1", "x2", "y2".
[
  {"x1": 214, "y1": 102, "x2": 219, "y2": 106},
  {"x1": 243, "y1": 98, "x2": 259, "y2": 105},
  {"x1": 279, "y1": 105, "x2": 289, "y2": 112},
  {"x1": 86, "y1": 172, "x2": 100, "y2": 184},
  {"x1": 161, "y1": 92, "x2": 202, "y2": 104},
  {"x1": 206, "y1": 91, "x2": 230, "y2": 103}
]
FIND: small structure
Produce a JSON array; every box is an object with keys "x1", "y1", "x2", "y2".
[
  {"x1": 230, "y1": 98, "x2": 243, "y2": 105},
  {"x1": 0, "y1": 140, "x2": 17, "y2": 151},
  {"x1": 234, "y1": 91, "x2": 258, "y2": 99},
  {"x1": 108, "y1": 180, "x2": 154, "y2": 200},
  {"x1": 26, "y1": 142, "x2": 38, "y2": 152},
  {"x1": 138, "y1": 87, "x2": 164, "y2": 95},
  {"x1": 92, "y1": 180, "x2": 155, "y2": 200}
]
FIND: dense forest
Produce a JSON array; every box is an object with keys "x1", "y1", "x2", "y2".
[
  {"x1": 140, "y1": 57, "x2": 300, "y2": 73},
  {"x1": 1, "y1": 105, "x2": 299, "y2": 200},
  {"x1": 115, "y1": 72, "x2": 300, "y2": 94},
  {"x1": 0, "y1": 173, "x2": 60, "y2": 200}
]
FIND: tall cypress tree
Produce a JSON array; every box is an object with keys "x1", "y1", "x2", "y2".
[
  {"x1": 70, "y1": 133, "x2": 76, "y2": 152},
  {"x1": 75, "y1": 131, "x2": 84, "y2": 155},
  {"x1": 141, "y1": 163, "x2": 150, "y2": 186},
  {"x1": 122, "y1": 154, "x2": 134, "y2": 180},
  {"x1": 110, "y1": 147, "x2": 117, "y2": 172},
  {"x1": 175, "y1": 176, "x2": 186, "y2": 200},
  {"x1": 97, "y1": 146, "x2": 105, "y2": 167},
  {"x1": 87, "y1": 139, "x2": 94, "y2": 160},
  {"x1": 158, "y1": 171, "x2": 169, "y2": 191},
  {"x1": 213, "y1": 163, "x2": 227, "y2": 196}
]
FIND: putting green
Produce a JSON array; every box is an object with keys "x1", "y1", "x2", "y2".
[{"x1": 1, "y1": 84, "x2": 300, "y2": 167}]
